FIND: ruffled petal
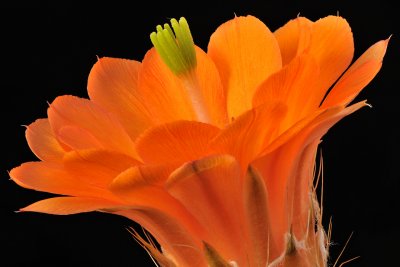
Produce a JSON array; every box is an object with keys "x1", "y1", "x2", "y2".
[
  {"x1": 322, "y1": 38, "x2": 389, "y2": 108},
  {"x1": 110, "y1": 165, "x2": 207, "y2": 266},
  {"x1": 48, "y1": 95, "x2": 138, "y2": 159},
  {"x1": 87, "y1": 57, "x2": 153, "y2": 139},
  {"x1": 63, "y1": 149, "x2": 139, "y2": 188},
  {"x1": 253, "y1": 101, "x2": 366, "y2": 252},
  {"x1": 253, "y1": 55, "x2": 319, "y2": 127},
  {"x1": 137, "y1": 48, "x2": 197, "y2": 123},
  {"x1": 208, "y1": 15, "x2": 282, "y2": 118},
  {"x1": 290, "y1": 139, "x2": 320, "y2": 240},
  {"x1": 20, "y1": 197, "x2": 124, "y2": 215},
  {"x1": 192, "y1": 47, "x2": 228, "y2": 127},
  {"x1": 166, "y1": 155, "x2": 247, "y2": 266},
  {"x1": 110, "y1": 166, "x2": 174, "y2": 207},
  {"x1": 135, "y1": 121, "x2": 220, "y2": 165},
  {"x1": 274, "y1": 16, "x2": 313, "y2": 65},
  {"x1": 302, "y1": 16, "x2": 354, "y2": 113},
  {"x1": 115, "y1": 209, "x2": 207, "y2": 267},
  {"x1": 110, "y1": 164, "x2": 200, "y2": 232},
  {"x1": 261, "y1": 108, "x2": 330, "y2": 155},
  {"x1": 57, "y1": 125, "x2": 103, "y2": 150},
  {"x1": 137, "y1": 47, "x2": 227, "y2": 126},
  {"x1": 26, "y1": 119, "x2": 65, "y2": 162},
  {"x1": 243, "y1": 166, "x2": 278, "y2": 264},
  {"x1": 210, "y1": 102, "x2": 287, "y2": 171},
  {"x1": 10, "y1": 162, "x2": 117, "y2": 200}
]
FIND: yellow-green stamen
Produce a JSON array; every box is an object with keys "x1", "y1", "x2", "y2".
[{"x1": 150, "y1": 17, "x2": 197, "y2": 75}]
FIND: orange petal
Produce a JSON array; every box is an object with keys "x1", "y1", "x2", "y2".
[
  {"x1": 87, "y1": 57, "x2": 153, "y2": 139},
  {"x1": 302, "y1": 16, "x2": 354, "y2": 113},
  {"x1": 57, "y1": 125, "x2": 103, "y2": 150},
  {"x1": 109, "y1": 165, "x2": 207, "y2": 266},
  {"x1": 261, "y1": 107, "x2": 337, "y2": 155},
  {"x1": 110, "y1": 163, "x2": 201, "y2": 225},
  {"x1": 210, "y1": 102, "x2": 287, "y2": 171},
  {"x1": 208, "y1": 15, "x2": 282, "y2": 118},
  {"x1": 192, "y1": 47, "x2": 228, "y2": 127},
  {"x1": 110, "y1": 166, "x2": 167, "y2": 205},
  {"x1": 288, "y1": 101, "x2": 366, "y2": 239},
  {"x1": 9, "y1": 162, "x2": 117, "y2": 200},
  {"x1": 274, "y1": 16, "x2": 313, "y2": 65},
  {"x1": 253, "y1": 55, "x2": 319, "y2": 126},
  {"x1": 322, "y1": 38, "x2": 390, "y2": 108},
  {"x1": 20, "y1": 197, "x2": 124, "y2": 215},
  {"x1": 137, "y1": 48, "x2": 197, "y2": 123},
  {"x1": 110, "y1": 164, "x2": 198, "y2": 226},
  {"x1": 290, "y1": 139, "x2": 320, "y2": 240},
  {"x1": 166, "y1": 154, "x2": 247, "y2": 265},
  {"x1": 137, "y1": 47, "x2": 226, "y2": 125},
  {"x1": 135, "y1": 121, "x2": 220, "y2": 165},
  {"x1": 243, "y1": 166, "x2": 278, "y2": 265},
  {"x1": 48, "y1": 95, "x2": 138, "y2": 159},
  {"x1": 109, "y1": 164, "x2": 177, "y2": 197},
  {"x1": 115, "y1": 209, "x2": 207, "y2": 267},
  {"x1": 63, "y1": 149, "x2": 139, "y2": 188},
  {"x1": 26, "y1": 119, "x2": 65, "y2": 162},
  {"x1": 253, "y1": 101, "x2": 367, "y2": 252}
]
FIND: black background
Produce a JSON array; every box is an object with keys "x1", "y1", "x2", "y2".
[{"x1": 1, "y1": 1, "x2": 398, "y2": 266}]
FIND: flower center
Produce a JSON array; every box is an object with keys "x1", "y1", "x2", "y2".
[{"x1": 150, "y1": 17, "x2": 211, "y2": 123}]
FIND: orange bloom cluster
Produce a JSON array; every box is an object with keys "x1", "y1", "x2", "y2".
[{"x1": 10, "y1": 15, "x2": 388, "y2": 266}]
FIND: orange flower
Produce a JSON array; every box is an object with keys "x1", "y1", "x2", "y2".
[{"x1": 10, "y1": 15, "x2": 388, "y2": 266}]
